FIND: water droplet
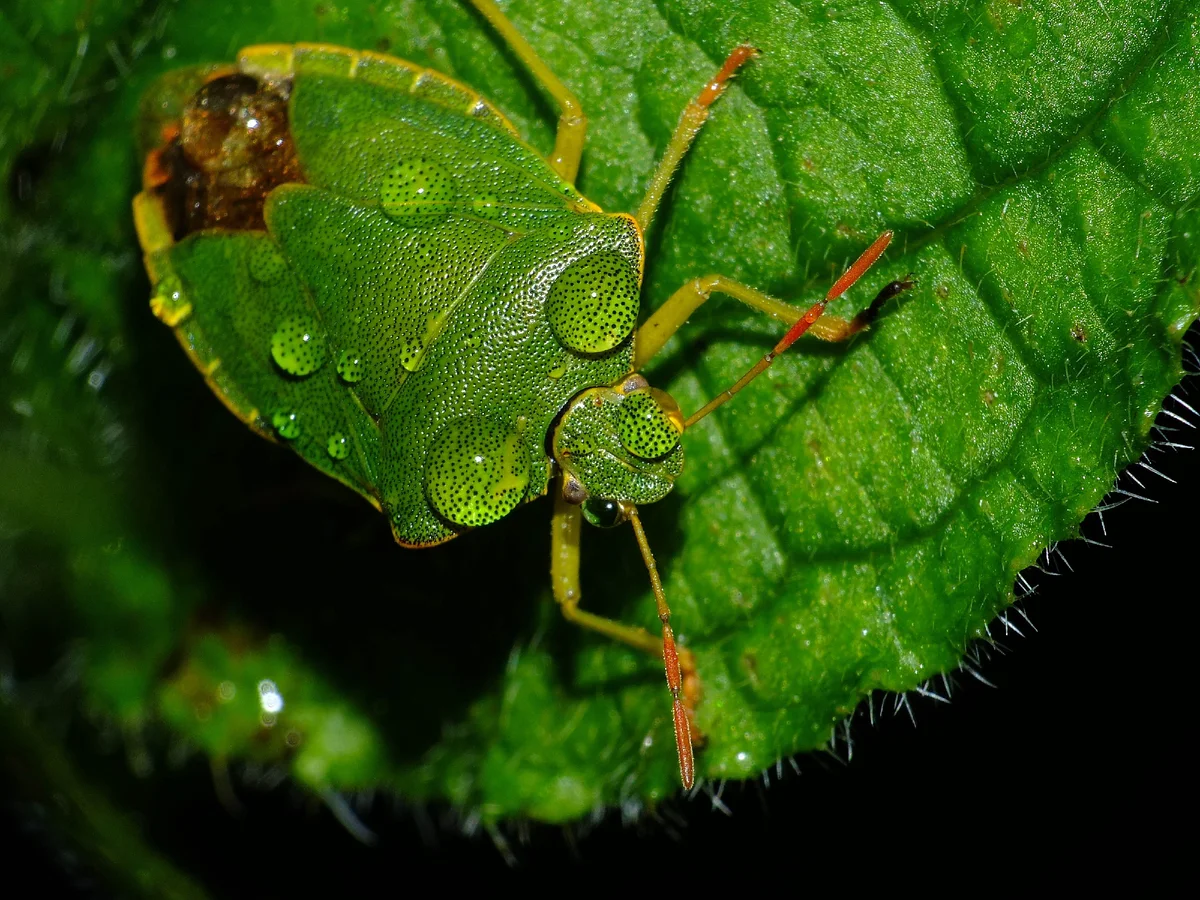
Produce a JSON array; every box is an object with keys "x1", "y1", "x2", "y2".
[
  {"x1": 150, "y1": 274, "x2": 191, "y2": 326},
  {"x1": 474, "y1": 191, "x2": 502, "y2": 220},
  {"x1": 272, "y1": 410, "x2": 301, "y2": 439},
  {"x1": 380, "y1": 157, "x2": 456, "y2": 223},
  {"x1": 270, "y1": 316, "x2": 325, "y2": 376},
  {"x1": 424, "y1": 417, "x2": 530, "y2": 528},
  {"x1": 336, "y1": 349, "x2": 365, "y2": 383},
  {"x1": 547, "y1": 252, "x2": 640, "y2": 354},
  {"x1": 399, "y1": 335, "x2": 425, "y2": 372},
  {"x1": 537, "y1": 220, "x2": 577, "y2": 243},
  {"x1": 249, "y1": 241, "x2": 288, "y2": 283},
  {"x1": 547, "y1": 364, "x2": 567, "y2": 380},
  {"x1": 326, "y1": 432, "x2": 350, "y2": 460}
]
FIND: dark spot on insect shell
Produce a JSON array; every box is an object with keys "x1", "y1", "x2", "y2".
[{"x1": 155, "y1": 74, "x2": 304, "y2": 239}]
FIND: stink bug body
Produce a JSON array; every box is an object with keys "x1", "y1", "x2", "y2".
[{"x1": 133, "y1": 0, "x2": 910, "y2": 789}]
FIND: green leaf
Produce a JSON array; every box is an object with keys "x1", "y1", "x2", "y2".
[{"x1": 1, "y1": 0, "x2": 1197, "y2": 841}]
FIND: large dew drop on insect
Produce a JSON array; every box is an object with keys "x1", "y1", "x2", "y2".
[
  {"x1": 380, "y1": 157, "x2": 457, "y2": 223},
  {"x1": 547, "y1": 252, "x2": 639, "y2": 355},
  {"x1": 618, "y1": 390, "x2": 683, "y2": 461},
  {"x1": 425, "y1": 417, "x2": 530, "y2": 528},
  {"x1": 270, "y1": 316, "x2": 326, "y2": 377}
]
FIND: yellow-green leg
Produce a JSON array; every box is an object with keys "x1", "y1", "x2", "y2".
[
  {"x1": 634, "y1": 273, "x2": 905, "y2": 370},
  {"x1": 467, "y1": 0, "x2": 586, "y2": 184},
  {"x1": 635, "y1": 46, "x2": 760, "y2": 234},
  {"x1": 550, "y1": 493, "x2": 698, "y2": 788}
]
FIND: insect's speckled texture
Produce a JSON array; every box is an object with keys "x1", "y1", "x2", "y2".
[
  {"x1": 379, "y1": 157, "x2": 457, "y2": 222},
  {"x1": 552, "y1": 384, "x2": 685, "y2": 507},
  {"x1": 137, "y1": 46, "x2": 644, "y2": 547}
]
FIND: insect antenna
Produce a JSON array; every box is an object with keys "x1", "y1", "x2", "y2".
[
  {"x1": 626, "y1": 504, "x2": 695, "y2": 790},
  {"x1": 684, "y1": 230, "x2": 901, "y2": 428}
]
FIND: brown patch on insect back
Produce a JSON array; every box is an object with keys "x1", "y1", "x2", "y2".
[{"x1": 150, "y1": 73, "x2": 305, "y2": 239}]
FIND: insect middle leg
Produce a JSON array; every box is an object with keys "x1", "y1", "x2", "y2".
[
  {"x1": 466, "y1": 0, "x2": 587, "y2": 184},
  {"x1": 634, "y1": 269, "x2": 912, "y2": 369}
]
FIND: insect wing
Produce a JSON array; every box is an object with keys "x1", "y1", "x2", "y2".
[{"x1": 149, "y1": 231, "x2": 383, "y2": 505}]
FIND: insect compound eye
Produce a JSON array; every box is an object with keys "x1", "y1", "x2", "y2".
[
  {"x1": 380, "y1": 156, "x2": 457, "y2": 224},
  {"x1": 546, "y1": 251, "x2": 639, "y2": 355},
  {"x1": 581, "y1": 497, "x2": 626, "y2": 529},
  {"x1": 618, "y1": 389, "x2": 683, "y2": 461},
  {"x1": 424, "y1": 416, "x2": 531, "y2": 528}
]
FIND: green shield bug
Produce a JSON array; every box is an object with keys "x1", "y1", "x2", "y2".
[{"x1": 132, "y1": 0, "x2": 911, "y2": 790}]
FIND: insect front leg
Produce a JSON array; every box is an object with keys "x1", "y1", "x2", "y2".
[
  {"x1": 550, "y1": 492, "x2": 700, "y2": 787},
  {"x1": 466, "y1": 0, "x2": 587, "y2": 184}
]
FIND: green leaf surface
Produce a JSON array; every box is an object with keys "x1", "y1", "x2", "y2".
[{"x1": 1, "y1": 0, "x2": 1197, "y2": 840}]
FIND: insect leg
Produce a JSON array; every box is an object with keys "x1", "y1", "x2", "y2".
[
  {"x1": 635, "y1": 232, "x2": 913, "y2": 369},
  {"x1": 550, "y1": 492, "x2": 699, "y2": 788},
  {"x1": 634, "y1": 45, "x2": 759, "y2": 235},
  {"x1": 466, "y1": 0, "x2": 587, "y2": 184}
]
